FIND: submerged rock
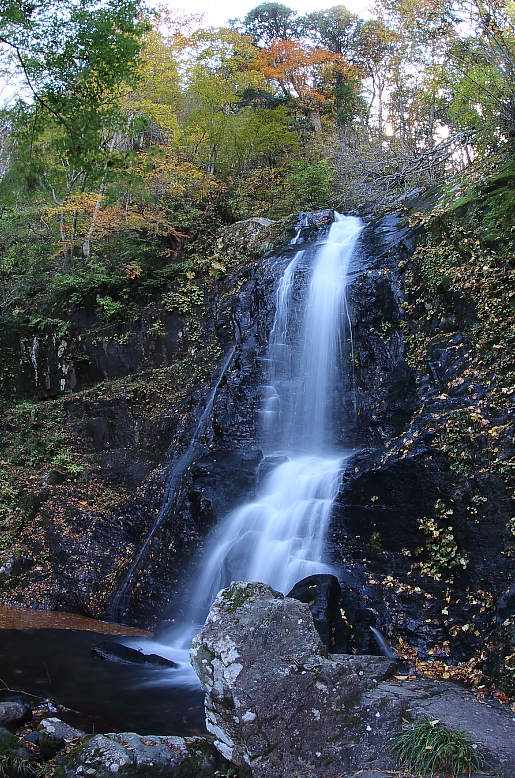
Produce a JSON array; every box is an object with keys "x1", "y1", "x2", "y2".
[{"x1": 91, "y1": 640, "x2": 178, "y2": 668}]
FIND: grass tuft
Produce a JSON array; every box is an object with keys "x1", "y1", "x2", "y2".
[
  {"x1": 393, "y1": 718, "x2": 482, "y2": 777},
  {"x1": 0, "y1": 756, "x2": 44, "y2": 778}
]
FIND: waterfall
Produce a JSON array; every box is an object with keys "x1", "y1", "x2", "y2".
[
  {"x1": 125, "y1": 214, "x2": 363, "y2": 681},
  {"x1": 183, "y1": 214, "x2": 363, "y2": 617}
]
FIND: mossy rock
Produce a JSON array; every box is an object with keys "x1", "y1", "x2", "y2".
[{"x1": 0, "y1": 726, "x2": 29, "y2": 759}]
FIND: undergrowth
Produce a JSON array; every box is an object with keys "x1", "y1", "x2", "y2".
[
  {"x1": 403, "y1": 160, "x2": 515, "y2": 495},
  {"x1": 0, "y1": 756, "x2": 44, "y2": 778}
]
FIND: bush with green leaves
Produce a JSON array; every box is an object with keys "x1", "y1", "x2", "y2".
[{"x1": 393, "y1": 719, "x2": 482, "y2": 777}]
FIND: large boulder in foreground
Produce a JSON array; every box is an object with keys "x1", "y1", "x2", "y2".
[
  {"x1": 190, "y1": 581, "x2": 515, "y2": 778},
  {"x1": 189, "y1": 581, "x2": 398, "y2": 778}
]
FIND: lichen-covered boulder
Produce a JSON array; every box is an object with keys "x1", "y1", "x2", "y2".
[
  {"x1": 57, "y1": 732, "x2": 229, "y2": 777},
  {"x1": 190, "y1": 581, "x2": 398, "y2": 778},
  {"x1": 38, "y1": 717, "x2": 85, "y2": 759},
  {"x1": 216, "y1": 217, "x2": 276, "y2": 264}
]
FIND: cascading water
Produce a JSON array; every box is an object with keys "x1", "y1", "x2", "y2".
[{"x1": 126, "y1": 214, "x2": 363, "y2": 682}]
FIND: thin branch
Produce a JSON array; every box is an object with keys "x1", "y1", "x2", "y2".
[{"x1": 0, "y1": 36, "x2": 77, "y2": 139}]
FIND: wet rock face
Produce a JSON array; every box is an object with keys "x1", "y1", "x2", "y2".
[
  {"x1": 190, "y1": 581, "x2": 398, "y2": 778},
  {"x1": 327, "y1": 210, "x2": 514, "y2": 666},
  {"x1": 286, "y1": 573, "x2": 379, "y2": 655},
  {"x1": 0, "y1": 309, "x2": 188, "y2": 403},
  {"x1": 287, "y1": 574, "x2": 344, "y2": 651},
  {"x1": 344, "y1": 213, "x2": 418, "y2": 446}
]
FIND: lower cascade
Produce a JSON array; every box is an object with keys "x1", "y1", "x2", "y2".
[{"x1": 136, "y1": 214, "x2": 363, "y2": 679}]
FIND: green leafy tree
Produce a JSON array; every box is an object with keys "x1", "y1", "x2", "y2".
[
  {"x1": 237, "y1": 2, "x2": 299, "y2": 47},
  {"x1": 298, "y1": 5, "x2": 362, "y2": 57},
  {"x1": 284, "y1": 159, "x2": 336, "y2": 211},
  {"x1": 0, "y1": 0, "x2": 149, "y2": 262},
  {"x1": 1, "y1": 0, "x2": 148, "y2": 160}
]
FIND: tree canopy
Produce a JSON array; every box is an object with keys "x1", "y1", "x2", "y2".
[{"x1": 0, "y1": 0, "x2": 514, "y2": 297}]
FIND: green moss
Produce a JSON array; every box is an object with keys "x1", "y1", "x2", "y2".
[
  {"x1": 221, "y1": 582, "x2": 265, "y2": 613},
  {"x1": 0, "y1": 731, "x2": 21, "y2": 759},
  {"x1": 344, "y1": 714, "x2": 362, "y2": 727},
  {"x1": 177, "y1": 741, "x2": 219, "y2": 777},
  {"x1": 59, "y1": 736, "x2": 93, "y2": 769}
]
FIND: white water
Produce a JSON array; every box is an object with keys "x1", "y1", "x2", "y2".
[
  {"x1": 185, "y1": 455, "x2": 342, "y2": 624},
  {"x1": 135, "y1": 214, "x2": 363, "y2": 683}
]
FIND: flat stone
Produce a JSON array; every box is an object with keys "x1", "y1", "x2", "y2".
[
  {"x1": 360, "y1": 679, "x2": 515, "y2": 778},
  {"x1": 407, "y1": 682, "x2": 515, "y2": 777}
]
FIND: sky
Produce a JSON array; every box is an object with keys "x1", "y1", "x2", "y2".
[{"x1": 174, "y1": 0, "x2": 373, "y2": 28}]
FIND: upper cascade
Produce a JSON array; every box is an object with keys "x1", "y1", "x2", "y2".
[{"x1": 264, "y1": 213, "x2": 363, "y2": 454}]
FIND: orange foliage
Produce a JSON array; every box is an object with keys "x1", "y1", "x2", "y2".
[
  {"x1": 123, "y1": 261, "x2": 143, "y2": 279},
  {"x1": 258, "y1": 40, "x2": 356, "y2": 109},
  {"x1": 42, "y1": 194, "x2": 186, "y2": 259}
]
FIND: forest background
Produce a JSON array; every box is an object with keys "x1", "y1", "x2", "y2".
[{"x1": 1, "y1": 0, "x2": 514, "y2": 322}]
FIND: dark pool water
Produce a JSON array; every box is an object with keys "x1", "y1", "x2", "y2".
[{"x1": 0, "y1": 626, "x2": 206, "y2": 736}]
